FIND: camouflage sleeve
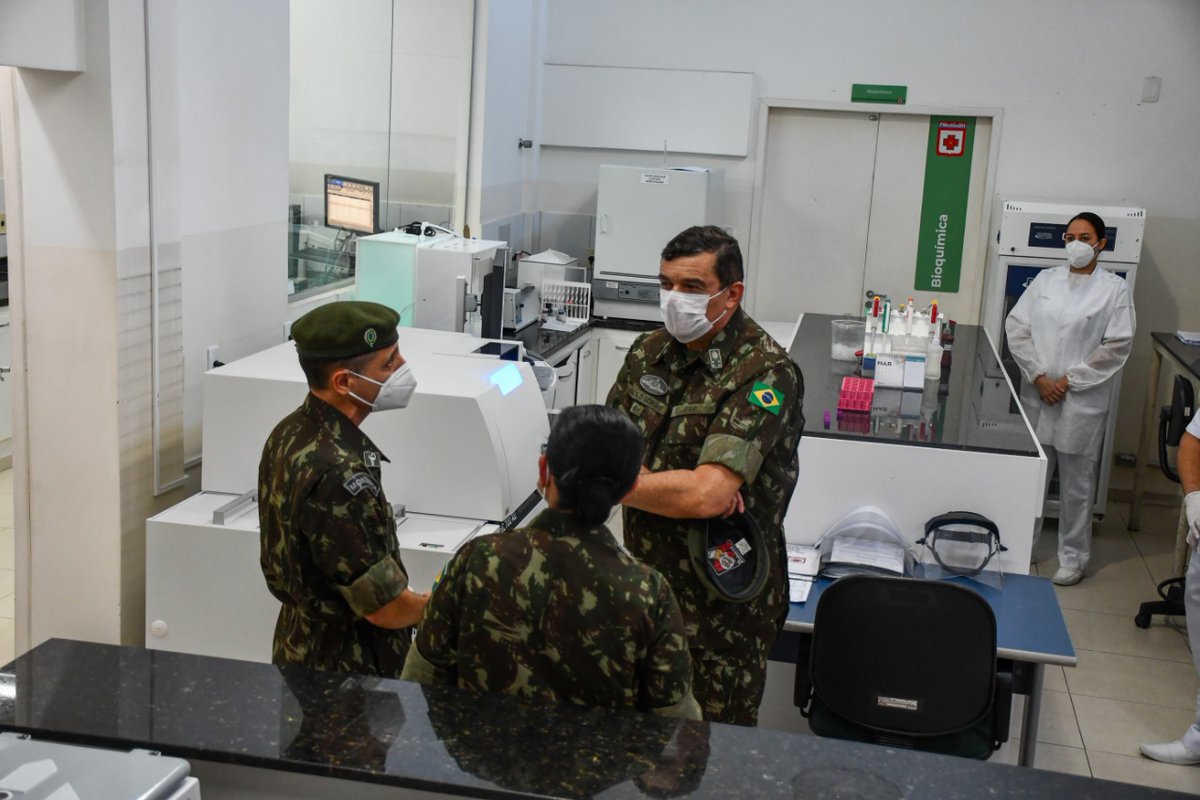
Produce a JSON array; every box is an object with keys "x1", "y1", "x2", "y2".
[
  {"x1": 698, "y1": 359, "x2": 802, "y2": 486},
  {"x1": 640, "y1": 574, "x2": 700, "y2": 718},
  {"x1": 298, "y1": 465, "x2": 409, "y2": 618},
  {"x1": 406, "y1": 541, "x2": 472, "y2": 685}
]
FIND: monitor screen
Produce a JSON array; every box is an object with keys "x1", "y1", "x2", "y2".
[{"x1": 324, "y1": 174, "x2": 379, "y2": 235}]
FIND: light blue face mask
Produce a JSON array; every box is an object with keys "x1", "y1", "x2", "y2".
[{"x1": 348, "y1": 363, "x2": 418, "y2": 411}]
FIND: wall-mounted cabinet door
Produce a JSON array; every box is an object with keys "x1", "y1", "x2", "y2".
[{"x1": 751, "y1": 108, "x2": 879, "y2": 321}]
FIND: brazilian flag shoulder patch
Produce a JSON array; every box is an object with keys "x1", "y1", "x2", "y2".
[{"x1": 748, "y1": 381, "x2": 783, "y2": 415}]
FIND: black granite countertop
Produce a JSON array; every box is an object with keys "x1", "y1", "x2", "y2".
[
  {"x1": 0, "y1": 640, "x2": 1186, "y2": 799},
  {"x1": 506, "y1": 318, "x2": 660, "y2": 363},
  {"x1": 791, "y1": 313, "x2": 1040, "y2": 456},
  {"x1": 1150, "y1": 331, "x2": 1200, "y2": 381}
]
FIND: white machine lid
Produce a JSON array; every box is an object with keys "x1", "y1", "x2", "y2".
[
  {"x1": 394, "y1": 513, "x2": 483, "y2": 551},
  {"x1": 0, "y1": 734, "x2": 191, "y2": 800}
]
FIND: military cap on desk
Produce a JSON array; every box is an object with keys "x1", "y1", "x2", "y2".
[{"x1": 291, "y1": 301, "x2": 400, "y2": 359}]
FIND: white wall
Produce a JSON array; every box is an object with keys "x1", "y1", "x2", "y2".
[
  {"x1": 535, "y1": 0, "x2": 1200, "y2": 459},
  {"x1": 2, "y1": 0, "x2": 132, "y2": 650},
  {"x1": 1, "y1": 0, "x2": 289, "y2": 652},
  {"x1": 176, "y1": 0, "x2": 289, "y2": 461}
]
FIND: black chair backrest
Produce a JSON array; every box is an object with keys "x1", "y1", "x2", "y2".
[{"x1": 810, "y1": 575, "x2": 997, "y2": 736}]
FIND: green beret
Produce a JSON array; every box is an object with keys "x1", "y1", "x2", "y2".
[{"x1": 292, "y1": 301, "x2": 400, "y2": 359}]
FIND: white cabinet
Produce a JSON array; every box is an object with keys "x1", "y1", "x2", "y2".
[
  {"x1": 549, "y1": 348, "x2": 578, "y2": 410},
  {"x1": 594, "y1": 328, "x2": 642, "y2": 405},
  {"x1": 594, "y1": 166, "x2": 723, "y2": 282},
  {"x1": 576, "y1": 337, "x2": 596, "y2": 407}
]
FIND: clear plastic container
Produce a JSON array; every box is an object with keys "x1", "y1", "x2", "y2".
[{"x1": 830, "y1": 319, "x2": 865, "y2": 362}]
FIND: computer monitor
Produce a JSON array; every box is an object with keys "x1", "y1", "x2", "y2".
[{"x1": 324, "y1": 174, "x2": 380, "y2": 235}]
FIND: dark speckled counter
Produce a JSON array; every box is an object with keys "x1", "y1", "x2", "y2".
[
  {"x1": 0, "y1": 640, "x2": 1188, "y2": 799},
  {"x1": 506, "y1": 318, "x2": 660, "y2": 363}
]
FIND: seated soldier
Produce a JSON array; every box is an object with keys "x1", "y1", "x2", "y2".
[{"x1": 402, "y1": 404, "x2": 701, "y2": 719}]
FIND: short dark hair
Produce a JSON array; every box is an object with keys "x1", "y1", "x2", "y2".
[
  {"x1": 661, "y1": 225, "x2": 744, "y2": 288},
  {"x1": 1068, "y1": 212, "x2": 1107, "y2": 242},
  {"x1": 546, "y1": 405, "x2": 644, "y2": 525},
  {"x1": 298, "y1": 351, "x2": 375, "y2": 391}
]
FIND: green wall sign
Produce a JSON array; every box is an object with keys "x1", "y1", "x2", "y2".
[
  {"x1": 851, "y1": 84, "x2": 907, "y2": 104},
  {"x1": 913, "y1": 116, "x2": 976, "y2": 293}
]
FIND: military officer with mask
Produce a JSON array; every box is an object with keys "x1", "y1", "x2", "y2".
[
  {"x1": 607, "y1": 225, "x2": 805, "y2": 725},
  {"x1": 259, "y1": 301, "x2": 428, "y2": 677}
]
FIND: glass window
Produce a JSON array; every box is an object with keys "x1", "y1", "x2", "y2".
[{"x1": 287, "y1": 0, "x2": 472, "y2": 300}]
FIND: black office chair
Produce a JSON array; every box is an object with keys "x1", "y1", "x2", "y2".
[
  {"x1": 1134, "y1": 375, "x2": 1192, "y2": 628},
  {"x1": 794, "y1": 575, "x2": 1012, "y2": 760}
]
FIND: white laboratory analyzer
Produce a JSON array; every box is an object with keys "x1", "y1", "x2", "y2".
[
  {"x1": 0, "y1": 733, "x2": 201, "y2": 800},
  {"x1": 981, "y1": 199, "x2": 1145, "y2": 519},
  {"x1": 356, "y1": 230, "x2": 510, "y2": 337},
  {"x1": 146, "y1": 326, "x2": 550, "y2": 663},
  {"x1": 591, "y1": 165, "x2": 724, "y2": 321}
]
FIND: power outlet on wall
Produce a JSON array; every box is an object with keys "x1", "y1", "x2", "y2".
[
  {"x1": 283, "y1": 321, "x2": 292, "y2": 341},
  {"x1": 0, "y1": 212, "x2": 6, "y2": 234},
  {"x1": 206, "y1": 345, "x2": 220, "y2": 371}
]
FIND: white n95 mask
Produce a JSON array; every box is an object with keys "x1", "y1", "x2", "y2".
[
  {"x1": 349, "y1": 363, "x2": 418, "y2": 411},
  {"x1": 660, "y1": 286, "x2": 729, "y2": 344},
  {"x1": 1065, "y1": 240, "x2": 1097, "y2": 268}
]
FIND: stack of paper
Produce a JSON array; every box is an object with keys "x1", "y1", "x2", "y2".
[
  {"x1": 823, "y1": 537, "x2": 907, "y2": 577},
  {"x1": 1177, "y1": 331, "x2": 1200, "y2": 346},
  {"x1": 787, "y1": 544, "x2": 819, "y2": 603}
]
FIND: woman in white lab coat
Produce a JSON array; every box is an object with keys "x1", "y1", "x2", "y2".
[{"x1": 1004, "y1": 212, "x2": 1136, "y2": 586}]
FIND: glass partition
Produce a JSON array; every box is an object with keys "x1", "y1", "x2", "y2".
[{"x1": 287, "y1": 0, "x2": 473, "y2": 300}]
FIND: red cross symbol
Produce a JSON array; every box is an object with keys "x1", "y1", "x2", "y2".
[{"x1": 937, "y1": 126, "x2": 966, "y2": 157}]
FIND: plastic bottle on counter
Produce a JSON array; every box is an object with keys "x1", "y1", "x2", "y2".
[{"x1": 925, "y1": 322, "x2": 944, "y2": 380}]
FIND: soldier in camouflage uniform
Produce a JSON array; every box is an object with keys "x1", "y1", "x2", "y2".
[
  {"x1": 259, "y1": 301, "x2": 429, "y2": 676},
  {"x1": 607, "y1": 225, "x2": 805, "y2": 726},
  {"x1": 402, "y1": 405, "x2": 701, "y2": 719}
]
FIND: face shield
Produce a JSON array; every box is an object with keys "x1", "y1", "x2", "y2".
[{"x1": 916, "y1": 511, "x2": 1007, "y2": 590}]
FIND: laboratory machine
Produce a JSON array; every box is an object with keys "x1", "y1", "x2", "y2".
[
  {"x1": 356, "y1": 230, "x2": 509, "y2": 337},
  {"x1": 0, "y1": 733, "x2": 200, "y2": 800},
  {"x1": 146, "y1": 326, "x2": 550, "y2": 663},
  {"x1": 592, "y1": 165, "x2": 724, "y2": 321},
  {"x1": 981, "y1": 199, "x2": 1145, "y2": 518}
]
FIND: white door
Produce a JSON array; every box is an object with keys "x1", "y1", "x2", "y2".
[
  {"x1": 751, "y1": 108, "x2": 880, "y2": 321},
  {"x1": 751, "y1": 106, "x2": 994, "y2": 325},
  {"x1": 861, "y1": 115, "x2": 992, "y2": 318}
]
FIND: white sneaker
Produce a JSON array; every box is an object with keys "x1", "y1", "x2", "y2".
[
  {"x1": 1139, "y1": 740, "x2": 1200, "y2": 765},
  {"x1": 1052, "y1": 567, "x2": 1084, "y2": 586}
]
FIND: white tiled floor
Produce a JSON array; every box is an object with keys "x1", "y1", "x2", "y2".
[
  {"x1": 1014, "y1": 499, "x2": 1200, "y2": 793},
  {"x1": 0, "y1": 476, "x2": 1196, "y2": 791}
]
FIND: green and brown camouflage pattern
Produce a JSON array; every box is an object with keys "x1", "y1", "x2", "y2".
[
  {"x1": 607, "y1": 308, "x2": 805, "y2": 725},
  {"x1": 402, "y1": 508, "x2": 700, "y2": 718},
  {"x1": 259, "y1": 393, "x2": 412, "y2": 676}
]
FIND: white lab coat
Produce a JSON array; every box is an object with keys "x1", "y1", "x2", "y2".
[{"x1": 1004, "y1": 264, "x2": 1136, "y2": 458}]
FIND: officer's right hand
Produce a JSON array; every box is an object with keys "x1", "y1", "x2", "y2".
[
  {"x1": 720, "y1": 491, "x2": 745, "y2": 518},
  {"x1": 1185, "y1": 491, "x2": 1200, "y2": 549}
]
